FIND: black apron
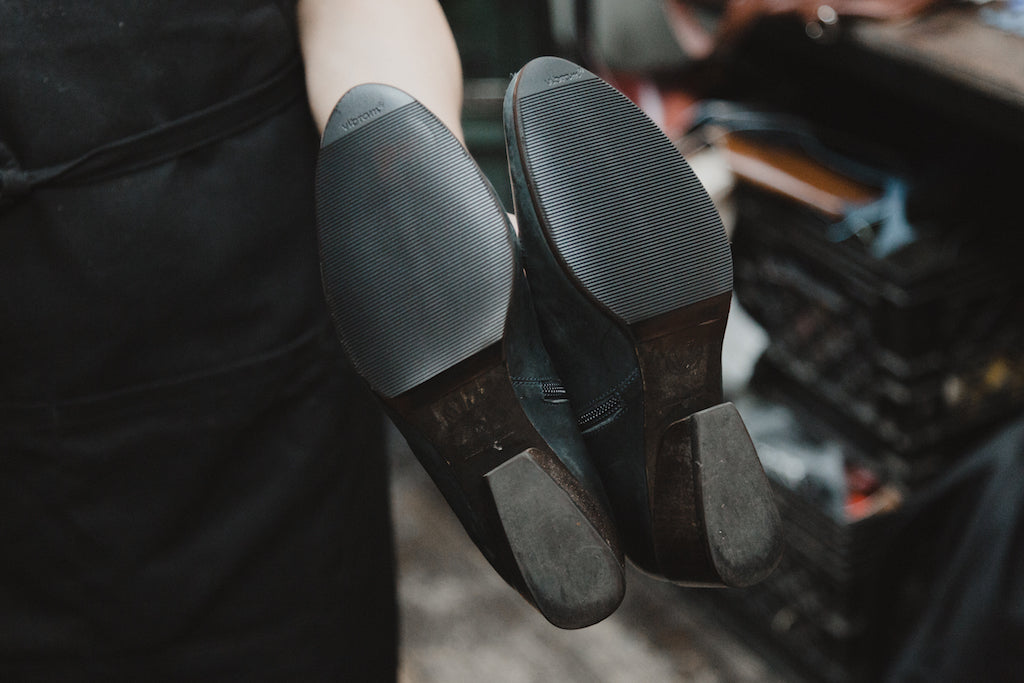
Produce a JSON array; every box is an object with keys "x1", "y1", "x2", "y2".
[{"x1": 0, "y1": 2, "x2": 396, "y2": 680}]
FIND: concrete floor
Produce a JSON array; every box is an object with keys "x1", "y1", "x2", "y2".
[{"x1": 387, "y1": 425, "x2": 791, "y2": 683}]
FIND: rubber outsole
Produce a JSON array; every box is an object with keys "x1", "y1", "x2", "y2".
[
  {"x1": 511, "y1": 62, "x2": 732, "y2": 325},
  {"x1": 316, "y1": 87, "x2": 512, "y2": 399},
  {"x1": 507, "y1": 58, "x2": 782, "y2": 585},
  {"x1": 315, "y1": 84, "x2": 624, "y2": 627}
]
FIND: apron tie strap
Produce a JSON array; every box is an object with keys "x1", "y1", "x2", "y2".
[{"x1": 1, "y1": 58, "x2": 305, "y2": 211}]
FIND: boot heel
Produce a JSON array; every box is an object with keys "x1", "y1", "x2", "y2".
[
  {"x1": 651, "y1": 403, "x2": 782, "y2": 587},
  {"x1": 485, "y1": 449, "x2": 626, "y2": 630}
]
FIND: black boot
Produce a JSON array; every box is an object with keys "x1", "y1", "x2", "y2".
[
  {"x1": 503, "y1": 57, "x2": 782, "y2": 587},
  {"x1": 315, "y1": 84, "x2": 624, "y2": 628}
]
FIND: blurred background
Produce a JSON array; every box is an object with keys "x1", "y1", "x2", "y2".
[{"x1": 394, "y1": 2, "x2": 1024, "y2": 681}]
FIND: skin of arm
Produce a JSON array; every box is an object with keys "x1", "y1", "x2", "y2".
[{"x1": 296, "y1": 0, "x2": 464, "y2": 139}]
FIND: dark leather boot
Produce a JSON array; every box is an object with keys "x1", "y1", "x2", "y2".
[
  {"x1": 503, "y1": 57, "x2": 782, "y2": 587},
  {"x1": 315, "y1": 84, "x2": 624, "y2": 628}
]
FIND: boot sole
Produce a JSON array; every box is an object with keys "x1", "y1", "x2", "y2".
[
  {"x1": 507, "y1": 58, "x2": 781, "y2": 586},
  {"x1": 316, "y1": 84, "x2": 623, "y2": 626}
]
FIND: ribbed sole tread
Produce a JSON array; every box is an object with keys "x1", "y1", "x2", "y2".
[
  {"x1": 516, "y1": 63, "x2": 732, "y2": 324},
  {"x1": 316, "y1": 89, "x2": 514, "y2": 398}
]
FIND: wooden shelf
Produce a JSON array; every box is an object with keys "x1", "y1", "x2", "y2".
[{"x1": 848, "y1": 5, "x2": 1024, "y2": 114}]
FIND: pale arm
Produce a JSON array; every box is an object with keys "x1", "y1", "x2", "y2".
[{"x1": 296, "y1": 0, "x2": 464, "y2": 139}]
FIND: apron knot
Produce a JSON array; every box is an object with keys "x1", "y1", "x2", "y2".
[
  {"x1": 1, "y1": 166, "x2": 33, "y2": 205},
  {"x1": 0, "y1": 143, "x2": 37, "y2": 208}
]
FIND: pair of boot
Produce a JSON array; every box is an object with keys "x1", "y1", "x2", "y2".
[{"x1": 315, "y1": 57, "x2": 782, "y2": 630}]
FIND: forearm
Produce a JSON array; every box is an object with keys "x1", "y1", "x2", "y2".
[{"x1": 297, "y1": 0, "x2": 464, "y2": 139}]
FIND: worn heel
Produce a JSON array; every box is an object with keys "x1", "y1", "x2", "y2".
[
  {"x1": 651, "y1": 404, "x2": 783, "y2": 587},
  {"x1": 486, "y1": 449, "x2": 626, "y2": 629}
]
